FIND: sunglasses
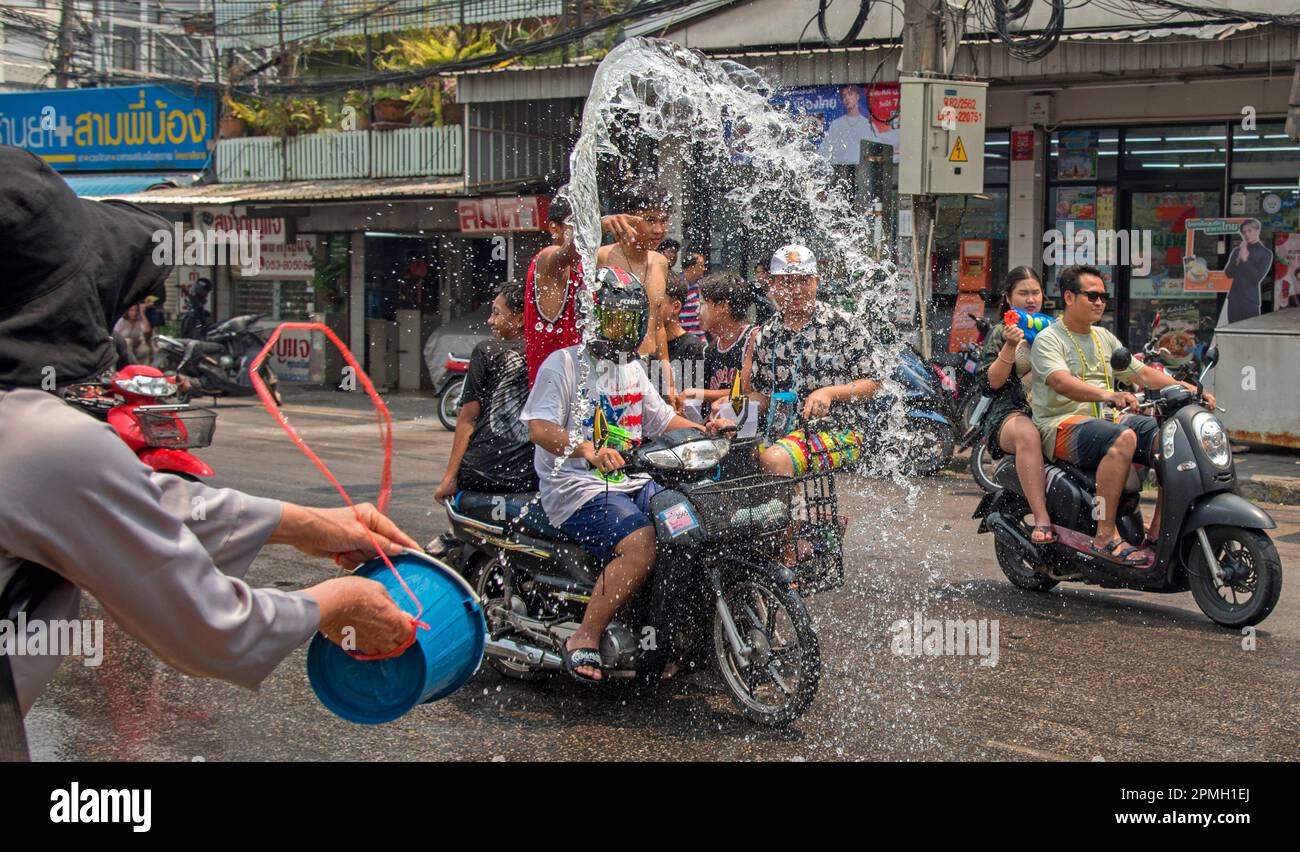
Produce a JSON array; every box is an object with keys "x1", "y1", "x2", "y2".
[{"x1": 1072, "y1": 289, "x2": 1109, "y2": 304}]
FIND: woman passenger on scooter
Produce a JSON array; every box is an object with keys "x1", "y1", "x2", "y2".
[{"x1": 976, "y1": 266, "x2": 1055, "y2": 545}]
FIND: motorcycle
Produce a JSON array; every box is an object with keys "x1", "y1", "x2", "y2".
[
  {"x1": 155, "y1": 313, "x2": 282, "y2": 405},
  {"x1": 972, "y1": 346, "x2": 1282, "y2": 628},
  {"x1": 64, "y1": 364, "x2": 217, "y2": 480},
  {"x1": 869, "y1": 346, "x2": 957, "y2": 476},
  {"x1": 439, "y1": 428, "x2": 832, "y2": 727},
  {"x1": 435, "y1": 352, "x2": 470, "y2": 431}
]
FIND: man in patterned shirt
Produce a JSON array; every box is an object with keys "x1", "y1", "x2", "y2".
[{"x1": 751, "y1": 244, "x2": 882, "y2": 476}]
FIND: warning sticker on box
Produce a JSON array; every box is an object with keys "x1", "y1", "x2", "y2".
[{"x1": 658, "y1": 502, "x2": 701, "y2": 538}]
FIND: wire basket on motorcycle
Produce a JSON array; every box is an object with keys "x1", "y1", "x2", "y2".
[{"x1": 136, "y1": 407, "x2": 217, "y2": 449}]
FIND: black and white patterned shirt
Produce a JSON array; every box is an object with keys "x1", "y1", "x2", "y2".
[{"x1": 751, "y1": 302, "x2": 877, "y2": 427}]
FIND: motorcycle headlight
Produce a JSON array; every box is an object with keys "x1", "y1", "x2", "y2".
[
  {"x1": 1192, "y1": 412, "x2": 1231, "y2": 468},
  {"x1": 1161, "y1": 421, "x2": 1178, "y2": 460},
  {"x1": 645, "y1": 438, "x2": 730, "y2": 471},
  {"x1": 115, "y1": 375, "x2": 174, "y2": 397}
]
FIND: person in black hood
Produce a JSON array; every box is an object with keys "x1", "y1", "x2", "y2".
[{"x1": 0, "y1": 147, "x2": 419, "y2": 759}]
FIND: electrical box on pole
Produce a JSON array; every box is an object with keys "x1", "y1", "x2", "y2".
[{"x1": 898, "y1": 77, "x2": 988, "y2": 195}]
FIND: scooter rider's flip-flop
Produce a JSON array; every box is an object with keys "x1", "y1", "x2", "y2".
[{"x1": 1089, "y1": 537, "x2": 1152, "y2": 567}]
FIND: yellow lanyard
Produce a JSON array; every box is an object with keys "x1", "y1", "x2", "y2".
[{"x1": 1063, "y1": 327, "x2": 1112, "y2": 419}]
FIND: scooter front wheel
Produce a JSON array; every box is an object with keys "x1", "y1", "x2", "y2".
[
  {"x1": 438, "y1": 376, "x2": 466, "y2": 431},
  {"x1": 1188, "y1": 526, "x2": 1282, "y2": 629}
]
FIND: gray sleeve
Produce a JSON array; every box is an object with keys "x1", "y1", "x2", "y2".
[
  {"x1": 0, "y1": 395, "x2": 319, "y2": 691},
  {"x1": 152, "y1": 473, "x2": 283, "y2": 581}
]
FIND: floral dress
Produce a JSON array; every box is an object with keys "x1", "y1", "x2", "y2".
[{"x1": 975, "y1": 324, "x2": 1033, "y2": 459}]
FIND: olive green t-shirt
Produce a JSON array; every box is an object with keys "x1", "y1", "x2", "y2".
[{"x1": 1029, "y1": 320, "x2": 1141, "y2": 459}]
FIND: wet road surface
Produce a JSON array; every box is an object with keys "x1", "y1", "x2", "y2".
[{"x1": 26, "y1": 391, "x2": 1300, "y2": 760}]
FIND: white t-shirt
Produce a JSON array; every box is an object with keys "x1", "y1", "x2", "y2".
[
  {"x1": 819, "y1": 114, "x2": 876, "y2": 165},
  {"x1": 519, "y1": 346, "x2": 677, "y2": 526}
]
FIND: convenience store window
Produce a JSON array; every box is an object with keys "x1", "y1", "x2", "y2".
[{"x1": 1232, "y1": 120, "x2": 1300, "y2": 313}]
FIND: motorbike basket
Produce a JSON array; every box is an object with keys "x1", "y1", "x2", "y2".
[
  {"x1": 136, "y1": 407, "x2": 217, "y2": 449},
  {"x1": 686, "y1": 474, "x2": 796, "y2": 540},
  {"x1": 789, "y1": 469, "x2": 845, "y2": 593}
]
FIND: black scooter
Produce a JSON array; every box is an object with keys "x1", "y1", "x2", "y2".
[
  {"x1": 155, "y1": 313, "x2": 282, "y2": 405},
  {"x1": 973, "y1": 346, "x2": 1282, "y2": 628},
  {"x1": 440, "y1": 428, "x2": 837, "y2": 727}
]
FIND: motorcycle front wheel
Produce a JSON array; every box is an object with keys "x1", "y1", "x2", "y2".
[
  {"x1": 1188, "y1": 526, "x2": 1282, "y2": 629},
  {"x1": 438, "y1": 376, "x2": 466, "y2": 431},
  {"x1": 712, "y1": 566, "x2": 820, "y2": 727},
  {"x1": 903, "y1": 419, "x2": 955, "y2": 477}
]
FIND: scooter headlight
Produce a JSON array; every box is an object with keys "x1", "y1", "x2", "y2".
[
  {"x1": 115, "y1": 375, "x2": 175, "y2": 397},
  {"x1": 1192, "y1": 412, "x2": 1231, "y2": 468},
  {"x1": 1161, "y1": 421, "x2": 1178, "y2": 460},
  {"x1": 644, "y1": 438, "x2": 730, "y2": 471}
]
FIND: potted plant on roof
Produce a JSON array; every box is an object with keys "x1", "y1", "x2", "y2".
[
  {"x1": 370, "y1": 86, "x2": 411, "y2": 126},
  {"x1": 220, "y1": 96, "x2": 260, "y2": 138}
]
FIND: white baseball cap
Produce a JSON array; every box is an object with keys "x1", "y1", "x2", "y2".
[{"x1": 769, "y1": 244, "x2": 818, "y2": 276}]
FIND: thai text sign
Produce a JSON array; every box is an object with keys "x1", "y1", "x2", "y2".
[{"x1": 0, "y1": 84, "x2": 215, "y2": 171}]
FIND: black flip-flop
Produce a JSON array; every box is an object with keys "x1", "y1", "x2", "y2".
[
  {"x1": 1030, "y1": 525, "x2": 1059, "y2": 545},
  {"x1": 1089, "y1": 537, "x2": 1150, "y2": 567},
  {"x1": 562, "y1": 645, "x2": 603, "y2": 685}
]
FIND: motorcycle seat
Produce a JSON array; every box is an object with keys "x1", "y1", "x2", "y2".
[
  {"x1": 453, "y1": 491, "x2": 565, "y2": 540},
  {"x1": 189, "y1": 340, "x2": 225, "y2": 356},
  {"x1": 1053, "y1": 460, "x2": 1142, "y2": 496}
]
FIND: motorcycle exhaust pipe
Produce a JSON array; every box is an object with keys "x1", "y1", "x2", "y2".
[
  {"x1": 985, "y1": 511, "x2": 1044, "y2": 564},
  {"x1": 484, "y1": 636, "x2": 563, "y2": 671}
]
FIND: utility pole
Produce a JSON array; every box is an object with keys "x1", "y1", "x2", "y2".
[
  {"x1": 900, "y1": 0, "x2": 947, "y2": 359},
  {"x1": 54, "y1": 0, "x2": 78, "y2": 88}
]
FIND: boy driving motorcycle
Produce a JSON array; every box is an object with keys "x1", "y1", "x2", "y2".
[{"x1": 520, "y1": 268, "x2": 710, "y2": 683}]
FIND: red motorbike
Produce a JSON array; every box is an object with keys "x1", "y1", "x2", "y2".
[{"x1": 65, "y1": 365, "x2": 217, "y2": 479}]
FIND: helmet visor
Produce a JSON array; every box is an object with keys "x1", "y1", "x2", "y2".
[{"x1": 595, "y1": 305, "x2": 642, "y2": 348}]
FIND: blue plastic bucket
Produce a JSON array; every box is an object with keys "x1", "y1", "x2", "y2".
[{"x1": 307, "y1": 551, "x2": 485, "y2": 724}]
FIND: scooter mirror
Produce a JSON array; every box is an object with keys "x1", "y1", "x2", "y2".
[
  {"x1": 1109, "y1": 347, "x2": 1132, "y2": 371},
  {"x1": 1203, "y1": 346, "x2": 1219, "y2": 368}
]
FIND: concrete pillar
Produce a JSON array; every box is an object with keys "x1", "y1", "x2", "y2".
[
  {"x1": 1008, "y1": 123, "x2": 1046, "y2": 275},
  {"x1": 349, "y1": 231, "x2": 365, "y2": 364}
]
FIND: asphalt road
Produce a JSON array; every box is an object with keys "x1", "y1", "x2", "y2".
[{"x1": 26, "y1": 389, "x2": 1300, "y2": 761}]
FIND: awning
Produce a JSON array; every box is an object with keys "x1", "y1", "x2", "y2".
[
  {"x1": 60, "y1": 173, "x2": 200, "y2": 198},
  {"x1": 78, "y1": 175, "x2": 467, "y2": 205}
]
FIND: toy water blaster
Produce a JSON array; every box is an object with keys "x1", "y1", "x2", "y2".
[
  {"x1": 1003, "y1": 308, "x2": 1053, "y2": 343},
  {"x1": 592, "y1": 407, "x2": 638, "y2": 484}
]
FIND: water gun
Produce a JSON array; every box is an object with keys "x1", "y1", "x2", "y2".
[
  {"x1": 592, "y1": 407, "x2": 635, "y2": 483},
  {"x1": 1003, "y1": 308, "x2": 1053, "y2": 343}
]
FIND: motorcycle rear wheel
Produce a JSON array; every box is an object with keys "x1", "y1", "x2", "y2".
[
  {"x1": 903, "y1": 419, "x2": 955, "y2": 477},
  {"x1": 712, "y1": 567, "x2": 820, "y2": 727},
  {"x1": 995, "y1": 531, "x2": 1059, "y2": 592},
  {"x1": 438, "y1": 376, "x2": 466, "y2": 431},
  {"x1": 472, "y1": 556, "x2": 552, "y2": 682},
  {"x1": 1188, "y1": 526, "x2": 1282, "y2": 629},
  {"x1": 970, "y1": 442, "x2": 999, "y2": 495}
]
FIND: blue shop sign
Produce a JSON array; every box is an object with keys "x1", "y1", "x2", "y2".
[{"x1": 0, "y1": 84, "x2": 215, "y2": 171}]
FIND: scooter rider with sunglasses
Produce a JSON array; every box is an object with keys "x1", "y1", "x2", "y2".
[{"x1": 1030, "y1": 265, "x2": 1215, "y2": 568}]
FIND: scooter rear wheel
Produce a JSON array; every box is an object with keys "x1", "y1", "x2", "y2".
[
  {"x1": 1188, "y1": 526, "x2": 1282, "y2": 629},
  {"x1": 995, "y1": 533, "x2": 1059, "y2": 592},
  {"x1": 438, "y1": 376, "x2": 466, "y2": 431}
]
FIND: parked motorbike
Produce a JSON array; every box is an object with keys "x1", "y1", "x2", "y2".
[
  {"x1": 973, "y1": 346, "x2": 1282, "y2": 628},
  {"x1": 155, "y1": 313, "x2": 282, "y2": 405},
  {"x1": 435, "y1": 352, "x2": 470, "y2": 430},
  {"x1": 440, "y1": 428, "x2": 832, "y2": 727},
  {"x1": 869, "y1": 346, "x2": 957, "y2": 476},
  {"x1": 64, "y1": 364, "x2": 217, "y2": 479}
]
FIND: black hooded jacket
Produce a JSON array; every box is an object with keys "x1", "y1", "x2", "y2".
[{"x1": 0, "y1": 146, "x2": 173, "y2": 389}]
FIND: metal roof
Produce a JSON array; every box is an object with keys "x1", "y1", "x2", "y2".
[
  {"x1": 83, "y1": 175, "x2": 466, "y2": 205},
  {"x1": 61, "y1": 172, "x2": 201, "y2": 198}
]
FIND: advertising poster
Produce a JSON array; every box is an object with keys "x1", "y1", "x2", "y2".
[
  {"x1": 1274, "y1": 231, "x2": 1300, "y2": 310},
  {"x1": 1056, "y1": 130, "x2": 1098, "y2": 180},
  {"x1": 769, "y1": 83, "x2": 901, "y2": 165},
  {"x1": 1182, "y1": 218, "x2": 1272, "y2": 294}
]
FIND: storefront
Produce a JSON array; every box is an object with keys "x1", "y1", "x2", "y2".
[{"x1": 1043, "y1": 120, "x2": 1300, "y2": 358}]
